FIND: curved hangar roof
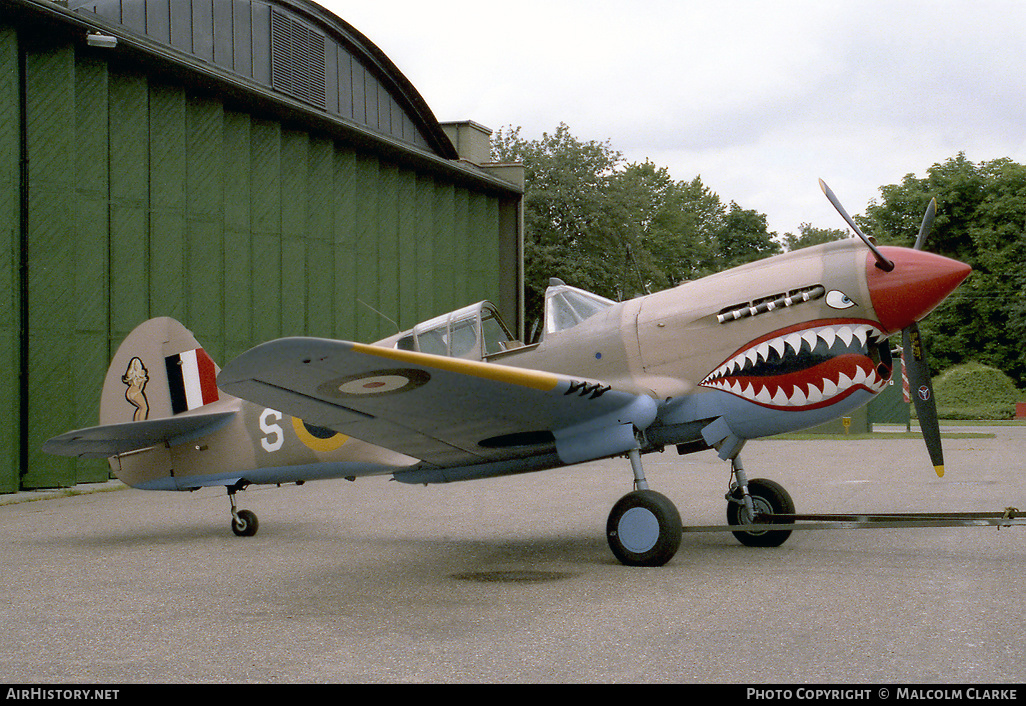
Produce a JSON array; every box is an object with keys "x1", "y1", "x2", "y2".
[{"x1": 67, "y1": 0, "x2": 458, "y2": 160}]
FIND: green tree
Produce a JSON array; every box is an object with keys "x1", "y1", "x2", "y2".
[
  {"x1": 491, "y1": 124, "x2": 625, "y2": 325},
  {"x1": 716, "y1": 202, "x2": 782, "y2": 267},
  {"x1": 784, "y1": 223, "x2": 849, "y2": 251},
  {"x1": 606, "y1": 162, "x2": 723, "y2": 293},
  {"x1": 492, "y1": 124, "x2": 781, "y2": 329},
  {"x1": 863, "y1": 153, "x2": 1026, "y2": 385}
]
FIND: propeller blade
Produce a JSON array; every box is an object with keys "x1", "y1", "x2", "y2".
[
  {"x1": 819, "y1": 179, "x2": 895, "y2": 271},
  {"x1": 914, "y1": 198, "x2": 937, "y2": 251},
  {"x1": 902, "y1": 324, "x2": 944, "y2": 477}
]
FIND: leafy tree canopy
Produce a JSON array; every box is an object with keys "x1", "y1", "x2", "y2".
[
  {"x1": 492, "y1": 123, "x2": 780, "y2": 327},
  {"x1": 863, "y1": 153, "x2": 1026, "y2": 385},
  {"x1": 784, "y1": 223, "x2": 850, "y2": 251},
  {"x1": 493, "y1": 128, "x2": 1023, "y2": 389}
]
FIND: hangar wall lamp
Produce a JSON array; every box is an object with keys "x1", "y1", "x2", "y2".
[{"x1": 86, "y1": 32, "x2": 118, "y2": 49}]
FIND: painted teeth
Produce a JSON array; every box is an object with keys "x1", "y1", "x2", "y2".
[
  {"x1": 700, "y1": 323, "x2": 888, "y2": 408},
  {"x1": 805, "y1": 383, "x2": 824, "y2": 405},
  {"x1": 704, "y1": 364, "x2": 888, "y2": 407},
  {"x1": 784, "y1": 332, "x2": 803, "y2": 355},
  {"x1": 819, "y1": 327, "x2": 835, "y2": 348},
  {"x1": 821, "y1": 378, "x2": 838, "y2": 398},
  {"x1": 703, "y1": 323, "x2": 882, "y2": 383}
]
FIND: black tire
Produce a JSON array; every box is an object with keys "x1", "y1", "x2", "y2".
[
  {"x1": 726, "y1": 478, "x2": 794, "y2": 547},
  {"x1": 231, "y1": 509, "x2": 259, "y2": 537},
  {"x1": 606, "y1": 490, "x2": 682, "y2": 566}
]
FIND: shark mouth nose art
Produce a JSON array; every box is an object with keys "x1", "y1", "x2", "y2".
[{"x1": 700, "y1": 320, "x2": 891, "y2": 409}]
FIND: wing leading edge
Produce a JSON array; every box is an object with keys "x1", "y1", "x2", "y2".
[{"x1": 218, "y1": 338, "x2": 657, "y2": 468}]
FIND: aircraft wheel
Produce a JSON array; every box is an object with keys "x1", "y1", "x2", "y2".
[
  {"x1": 727, "y1": 478, "x2": 794, "y2": 547},
  {"x1": 606, "y1": 490, "x2": 682, "y2": 566},
  {"x1": 231, "y1": 509, "x2": 259, "y2": 537}
]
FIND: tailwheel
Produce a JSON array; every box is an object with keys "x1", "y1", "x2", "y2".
[
  {"x1": 231, "y1": 508, "x2": 259, "y2": 537},
  {"x1": 607, "y1": 490, "x2": 682, "y2": 566},
  {"x1": 228, "y1": 483, "x2": 258, "y2": 537},
  {"x1": 726, "y1": 478, "x2": 794, "y2": 547}
]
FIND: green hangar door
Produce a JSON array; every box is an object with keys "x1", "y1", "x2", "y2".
[{"x1": 0, "y1": 0, "x2": 524, "y2": 492}]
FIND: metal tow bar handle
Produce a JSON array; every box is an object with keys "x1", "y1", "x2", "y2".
[{"x1": 684, "y1": 508, "x2": 1026, "y2": 533}]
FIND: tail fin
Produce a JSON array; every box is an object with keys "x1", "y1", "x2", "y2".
[
  {"x1": 100, "y1": 317, "x2": 221, "y2": 426},
  {"x1": 44, "y1": 318, "x2": 233, "y2": 461}
]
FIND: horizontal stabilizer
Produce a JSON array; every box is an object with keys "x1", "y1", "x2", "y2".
[{"x1": 42, "y1": 410, "x2": 236, "y2": 459}]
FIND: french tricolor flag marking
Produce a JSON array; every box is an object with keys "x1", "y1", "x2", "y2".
[{"x1": 166, "y1": 348, "x2": 219, "y2": 414}]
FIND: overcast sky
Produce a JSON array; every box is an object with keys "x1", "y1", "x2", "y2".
[{"x1": 321, "y1": 0, "x2": 1026, "y2": 237}]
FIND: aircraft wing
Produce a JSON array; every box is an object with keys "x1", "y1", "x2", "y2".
[{"x1": 218, "y1": 338, "x2": 657, "y2": 467}]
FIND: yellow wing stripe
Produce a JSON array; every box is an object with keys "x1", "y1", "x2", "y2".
[{"x1": 350, "y1": 343, "x2": 560, "y2": 392}]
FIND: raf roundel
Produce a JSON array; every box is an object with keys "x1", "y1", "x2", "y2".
[
  {"x1": 291, "y1": 417, "x2": 349, "y2": 452},
  {"x1": 319, "y1": 368, "x2": 431, "y2": 398},
  {"x1": 338, "y1": 374, "x2": 414, "y2": 395}
]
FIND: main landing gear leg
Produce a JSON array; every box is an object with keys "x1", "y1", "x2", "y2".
[
  {"x1": 628, "y1": 448, "x2": 648, "y2": 490},
  {"x1": 728, "y1": 456, "x2": 756, "y2": 523},
  {"x1": 725, "y1": 456, "x2": 794, "y2": 548},
  {"x1": 606, "y1": 448, "x2": 682, "y2": 566},
  {"x1": 228, "y1": 482, "x2": 259, "y2": 537}
]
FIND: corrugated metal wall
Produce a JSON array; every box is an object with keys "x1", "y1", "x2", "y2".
[
  {"x1": 2, "y1": 25, "x2": 505, "y2": 491},
  {"x1": 69, "y1": 0, "x2": 437, "y2": 153},
  {"x1": 0, "y1": 25, "x2": 19, "y2": 495}
]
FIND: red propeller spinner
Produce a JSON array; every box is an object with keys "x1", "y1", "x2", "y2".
[{"x1": 866, "y1": 246, "x2": 972, "y2": 333}]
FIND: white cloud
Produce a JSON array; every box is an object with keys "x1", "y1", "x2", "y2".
[{"x1": 322, "y1": 0, "x2": 1026, "y2": 235}]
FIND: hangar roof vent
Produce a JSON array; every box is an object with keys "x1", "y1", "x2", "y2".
[{"x1": 67, "y1": 0, "x2": 458, "y2": 159}]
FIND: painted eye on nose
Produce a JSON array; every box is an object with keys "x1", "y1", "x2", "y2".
[{"x1": 826, "y1": 290, "x2": 856, "y2": 309}]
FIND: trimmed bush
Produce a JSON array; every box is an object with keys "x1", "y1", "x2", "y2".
[{"x1": 931, "y1": 362, "x2": 1021, "y2": 420}]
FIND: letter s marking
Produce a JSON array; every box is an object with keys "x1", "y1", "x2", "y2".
[{"x1": 259, "y1": 408, "x2": 284, "y2": 452}]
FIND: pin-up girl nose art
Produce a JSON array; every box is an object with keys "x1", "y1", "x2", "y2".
[{"x1": 122, "y1": 356, "x2": 150, "y2": 421}]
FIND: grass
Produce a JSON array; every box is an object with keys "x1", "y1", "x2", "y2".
[
  {"x1": 909, "y1": 418, "x2": 1026, "y2": 426},
  {"x1": 768, "y1": 431, "x2": 996, "y2": 441},
  {"x1": 0, "y1": 481, "x2": 125, "y2": 506},
  {"x1": 765, "y1": 416, "x2": 1018, "y2": 441}
]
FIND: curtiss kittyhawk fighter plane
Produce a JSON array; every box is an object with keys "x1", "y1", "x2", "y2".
[{"x1": 44, "y1": 183, "x2": 972, "y2": 566}]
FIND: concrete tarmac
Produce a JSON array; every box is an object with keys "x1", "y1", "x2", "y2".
[{"x1": 2, "y1": 425, "x2": 1024, "y2": 683}]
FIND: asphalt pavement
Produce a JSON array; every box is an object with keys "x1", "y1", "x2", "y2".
[{"x1": 2, "y1": 425, "x2": 1024, "y2": 683}]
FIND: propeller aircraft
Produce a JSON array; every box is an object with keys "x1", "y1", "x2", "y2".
[{"x1": 44, "y1": 183, "x2": 972, "y2": 566}]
